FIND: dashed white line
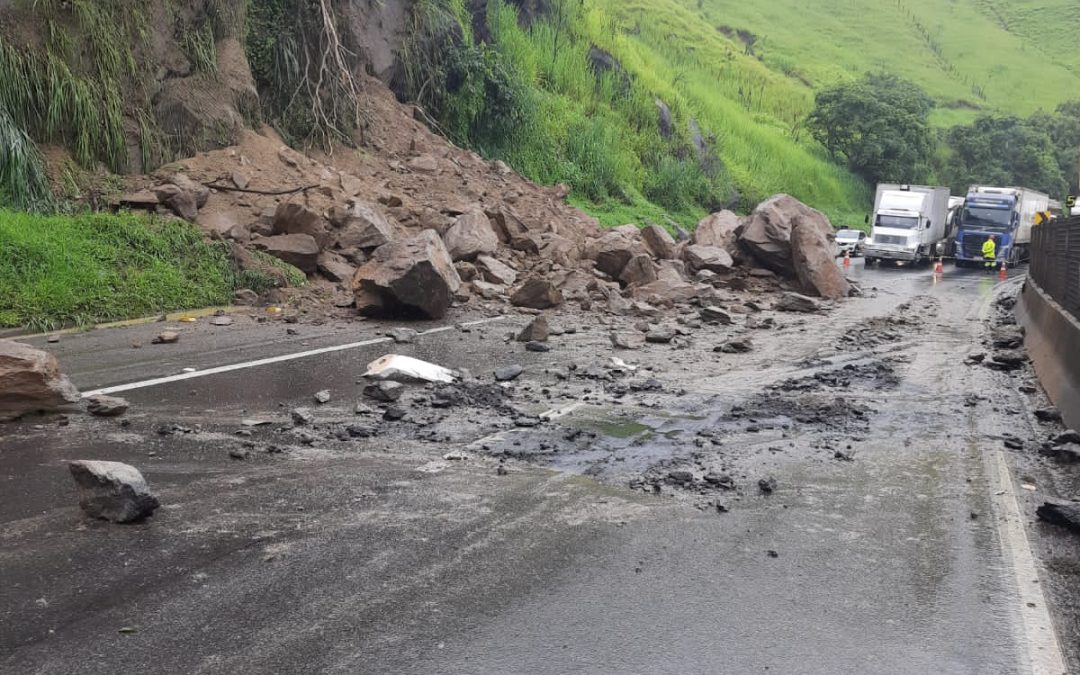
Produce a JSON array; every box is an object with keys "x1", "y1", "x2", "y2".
[{"x1": 81, "y1": 317, "x2": 506, "y2": 397}]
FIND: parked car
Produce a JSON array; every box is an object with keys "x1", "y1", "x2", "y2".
[{"x1": 835, "y1": 229, "x2": 867, "y2": 257}]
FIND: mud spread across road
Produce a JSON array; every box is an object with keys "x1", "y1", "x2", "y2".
[{"x1": 2, "y1": 264, "x2": 1078, "y2": 674}]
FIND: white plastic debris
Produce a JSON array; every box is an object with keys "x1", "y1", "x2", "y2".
[
  {"x1": 609, "y1": 357, "x2": 638, "y2": 372},
  {"x1": 363, "y1": 354, "x2": 457, "y2": 384}
]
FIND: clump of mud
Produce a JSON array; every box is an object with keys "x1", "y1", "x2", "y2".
[{"x1": 837, "y1": 297, "x2": 939, "y2": 351}]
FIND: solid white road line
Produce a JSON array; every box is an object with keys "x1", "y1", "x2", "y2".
[
  {"x1": 988, "y1": 449, "x2": 1067, "y2": 675},
  {"x1": 81, "y1": 317, "x2": 506, "y2": 398}
]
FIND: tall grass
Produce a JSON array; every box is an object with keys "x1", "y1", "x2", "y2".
[
  {"x1": 0, "y1": 210, "x2": 238, "y2": 331},
  {"x1": 0, "y1": 109, "x2": 53, "y2": 211}
]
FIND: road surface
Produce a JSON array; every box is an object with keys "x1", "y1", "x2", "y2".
[{"x1": 1, "y1": 262, "x2": 1075, "y2": 674}]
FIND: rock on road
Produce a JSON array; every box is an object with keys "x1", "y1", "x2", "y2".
[{"x1": 0, "y1": 261, "x2": 1075, "y2": 674}]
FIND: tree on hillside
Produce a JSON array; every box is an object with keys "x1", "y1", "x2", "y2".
[
  {"x1": 807, "y1": 72, "x2": 935, "y2": 185},
  {"x1": 939, "y1": 115, "x2": 1066, "y2": 198},
  {"x1": 1029, "y1": 100, "x2": 1080, "y2": 194}
]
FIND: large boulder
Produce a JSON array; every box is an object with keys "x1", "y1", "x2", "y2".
[
  {"x1": 0, "y1": 340, "x2": 81, "y2": 421},
  {"x1": 333, "y1": 201, "x2": 399, "y2": 251},
  {"x1": 351, "y1": 230, "x2": 462, "y2": 319},
  {"x1": 273, "y1": 202, "x2": 332, "y2": 248},
  {"x1": 641, "y1": 223, "x2": 677, "y2": 260},
  {"x1": 68, "y1": 461, "x2": 160, "y2": 523},
  {"x1": 791, "y1": 219, "x2": 850, "y2": 299},
  {"x1": 256, "y1": 234, "x2": 320, "y2": 273},
  {"x1": 620, "y1": 254, "x2": 659, "y2": 287},
  {"x1": 694, "y1": 211, "x2": 741, "y2": 254},
  {"x1": 511, "y1": 278, "x2": 563, "y2": 309},
  {"x1": 592, "y1": 231, "x2": 647, "y2": 278},
  {"x1": 739, "y1": 195, "x2": 833, "y2": 273},
  {"x1": 683, "y1": 245, "x2": 734, "y2": 274},
  {"x1": 442, "y1": 210, "x2": 499, "y2": 262}
]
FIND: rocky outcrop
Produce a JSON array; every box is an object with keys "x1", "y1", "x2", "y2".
[
  {"x1": 0, "y1": 340, "x2": 81, "y2": 422},
  {"x1": 68, "y1": 461, "x2": 160, "y2": 523},
  {"x1": 352, "y1": 230, "x2": 462, "y2": 319}
]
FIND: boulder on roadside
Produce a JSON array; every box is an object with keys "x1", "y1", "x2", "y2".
[
  {"x1": 333, "y1": 201, "x2": 400, "y2": 251},
  {"x1": 694, "y1": 211, "x2": 741, "y2": 254},
  {"x1": 511, "y1": 278, "x2": 563, "y2": 309},
  {"x1": 442, "y1": 209, "x2": 499, "y2": 262},
  {"x1": 592, "y1": 231, "x2": 647, "y2": 278},
  {"x1": 256, "y1": 234, "x2": 320, "y2": 273},
  {"x1": 610, "y1": 331, "x2": 646, "y2": 350},
  {"x1": 0, "y1": 340, "x2": 81, "y2": 422},
  {"x1": 791, "y1": 218, "x2": 849, "y2": 299},
  {"x1": 352, "y1": 230, "x2": 462, "y2": 319},
  {"x1": 273, "y1": 202, "x2": 332, "y2": 248},
  {"x1": 740, "y1": 195, "x2": 833, "y2": 274},
  {"x1": 516, "y1": 315, "x2": 550, "y2": 342},
  {"x1": 153, "y1": 184, "x2": 198, "y2": 221},
  {"x1": 68, "y1": 460, "x2": 160, "y2": 523},
  {"x1": 363, "y1": 381, "x2": 404, "y2": 402},
  {"x1": 317, "y1": 251, "x2": 356, "y2": 283},
  {"x1": 1037, "y1": 502, "x2": 1080, "y2": 534},
  {"x1": 620, "y1": 254, "x2": 659, "y2": 287},
  {"x1": 700, "y1": 306, "x2": 733, "y2": 324},
  {"x1": 683, "y1": 245, "x2": 734, "y2": 274},
  {"x1": 641, "y1": 223, "x2": 677, "y2": 260},
  {"x1": 775, "y1": 292, "x2": 823, "y2": 313},
  {"x1": 476, "y1": 255, "x2": 517, "y2": 286}
]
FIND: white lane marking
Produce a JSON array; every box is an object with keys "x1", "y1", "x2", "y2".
[
  {"x1": 988, "y1": 450, "x2": 1067, "y2": 675},
  {"x1": 540, "y1": 400, "x2": 586, "y2": 420},
  {"x1": 82, "y1": 317, "x2": 506, "y2": 397}
]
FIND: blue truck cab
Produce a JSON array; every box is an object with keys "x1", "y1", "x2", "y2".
[{"x1": 954, "y1": 186, "x2": 1049, "y2": 266}]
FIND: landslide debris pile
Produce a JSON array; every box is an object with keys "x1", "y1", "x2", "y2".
[{"x1": 118, "y1": 101, "x2": 853, "y2": 322}]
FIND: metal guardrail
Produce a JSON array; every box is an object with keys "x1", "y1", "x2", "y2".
[{"x1": 1030, "y1": 215, "x2": 1080, "y2": 322}]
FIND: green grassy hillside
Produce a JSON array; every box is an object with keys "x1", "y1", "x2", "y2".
[{"x1": 416, "y1": 0, "x2": 1080, "y2": 231}]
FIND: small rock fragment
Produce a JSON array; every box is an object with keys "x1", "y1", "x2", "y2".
[
  {"x1": 152, "y1": 331, "x2": 180, "y2": 345},
  {"x1": 313, "y1": 390, "x2": 331, "y2": 404},
  {"x1": 525, "y1": 341, "x2": 551, "y2": 353},
  {"x1": 291, "y1": 408, "x2": 316, "y2": 426},
  {"x1": 85, "y1": 395, "x2": 130, "y2": 418},
  {"x1": 363, "y1": 381, "x2": 404, "y2": 402},
  {"x1": 495, "y1": 365, "x2": 524, "y2": 382}
]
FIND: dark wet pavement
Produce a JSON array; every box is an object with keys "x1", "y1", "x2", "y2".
[{"x1": 1, "y1": 261, "x2": 1075, "y2": 674}]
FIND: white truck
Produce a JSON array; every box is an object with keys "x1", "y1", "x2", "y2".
[
  {"x1": 953, "y1": 186, "x2": 1050, "y2": 266},
  {"x1": 864, "y1": 184, "x2": 952, "y2": 265}
]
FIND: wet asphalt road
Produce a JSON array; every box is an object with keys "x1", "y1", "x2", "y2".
[{"x1": 0, "y1": 262, "x2": 1074, "y2": 674}]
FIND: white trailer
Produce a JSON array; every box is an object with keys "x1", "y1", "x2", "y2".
[{"x1": 864, "y1": 184, "x2": 952, "y2": 265}]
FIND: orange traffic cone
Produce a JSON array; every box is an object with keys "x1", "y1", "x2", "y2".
[
  {"x1": 843, "y1": 250, "x2": 851, "y2": 267},
  {"x1": 998, "y1": 261, "x2": 1008, "y2": 280},
  {"x1": 934, "y1": 258, "x2": 944, "y2": 275}
]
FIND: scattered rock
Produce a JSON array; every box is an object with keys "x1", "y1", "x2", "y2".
[
  {"x1": 516, "y1": 315, "x2": 550, "y2": 342},
  {"x1": 740, "y1": 194, "x2": 833, "y2": 275},
  {"x1": 291, "y1": 408, "x2": 316, "y2": 426},
  {"x1": 313, "y1": 390, "x2": 331, "y2": 404},
  {"x1": 715, "y1": 338, "x2": 753, "y2": 354},
  {"x1": 758, "y1": 477, "x2": 777, "y2": 494},
  {"x1": 152, "y1": 331, "x2": 180, "y2": 345},
  {"x1": 407, "y1": 154, "x2": 440, "y2": 174},
  {"x1": 693, "y1": 211, "x2": 741, "y2": 254},
  {"x1": 1036, "y1": 502, "x2": 1080, "y2": 534},
  {"x1": 68, "y1": 461, "x2": 160, "y2": 523},
  {"x1": 1035, "y1": 408, "x2": 1063, "y2": 423},
  {"x1": 388, "y1": 328, "x2": 419, "y2": 344},
  {"x1": 85, "y1": 395, "x2": 129, "y2": 418},
  {"x1": 620, "y1": 254, "x2": 659, "y2": 286},
  {"x1": 0, "y1": 340, "x2": 81, "y2": 422},
  {"x1": 525, "y1": 341, "x2": 551, "y2": 353},
  {"x1": 210, "y1": 316, "x2": 234, "y2": 327},
  {"x1": 700, "y1": 306, "x2": 733, "y2": 324},
  {"x1": 383, "y1": 405, "x2": 407, "y2": 421},
  {"x1": 317, "y1": 251, "x2": 356, "y2": 283},
  {"x1": 645, "y1": 328, "x2": 675, "y2": 344},
  {"x1": 495, "y1": 365, "x2": 525, "y2": 382},
  {"x1": 476, "y1": 255, "x2": 518, "y2": 286},
  {"x1": 774, "y1": 292, "x2": 823, "y2": 313},
  {"x1": 511, "y1": 278, "x2": 563, "y2": 310},
  {"x1": 363, "y1": 381, "x2": 404, "y2": 402},
  {"x1": 1053, "y1": 430, "x2": 1080, "y2": 445},
  {"x1": 352, "y1": 230, "x2": 462, "y2": 319},
  {"x1": 593, "y1": 231, "x2": 646, "y2": 278},
  {"x1": 986, "y1": 351, "x2": 1027, "y2": 372},
  {"x1": 611, "y1": 331, "x2": 646, "y2": 350},
  {"x1": 334, "y1": 201, "x2": 400, "y2": 251},
  {"x1": 791, "y1": 216, "x2": 850, "y2": 299},
  {"x1": 273, "y1": 202, "x2": 332, "y2": 248}
]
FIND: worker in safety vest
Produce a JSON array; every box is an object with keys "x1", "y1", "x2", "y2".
[{"x1": 982, "y1": 234, "x2": 997, "y2": 272}]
